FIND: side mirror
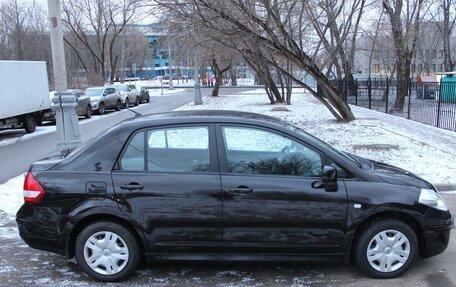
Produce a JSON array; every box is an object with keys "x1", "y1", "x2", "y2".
[
  {"x1": 311, "y1": 165, "x2": 338, "y2": 192},
  {"x1": 322, "y1": 165, "x2": 337, "y2": 182}
]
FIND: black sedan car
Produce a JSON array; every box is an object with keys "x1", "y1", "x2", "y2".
[
  {"x1": 17, "y1": 111, "x2": 453, "y2": 282},
  {"x1": 137, "y1": 85, "x2": 151, "y2": 103}
]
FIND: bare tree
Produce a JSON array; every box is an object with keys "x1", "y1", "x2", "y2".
[
  {"x1": 155, "y1": 0, "x2": 355, "y2": 121},
  {"x1": 382, "y1": 0, "x2": 426, "y2": 111},
  {"x1": 62, "y1": 0, "x2": 142, "y2": 85},
  {"x1": 429, "y1": 0, "x2": 456, "y2": 72},
  {"x1": 306, "y1": 0, "x2": 368, "y2": 96}
]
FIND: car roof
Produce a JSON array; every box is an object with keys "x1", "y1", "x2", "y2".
[{"x1": 118, "y1": 110, "x2": 303, "y2": 137}]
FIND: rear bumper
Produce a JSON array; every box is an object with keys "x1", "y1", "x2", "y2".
[
  {"x1": 16, "y1": 205, "x2": 69, "y2": 257},
  {"x1": 16, "y1": 217, "x2": 67, "y2": 256}
]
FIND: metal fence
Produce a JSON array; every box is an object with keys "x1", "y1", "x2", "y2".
[{"x1": 333, "y1": 78, "x2": 456, "y2": 132}]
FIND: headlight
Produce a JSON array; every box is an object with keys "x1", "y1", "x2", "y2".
[{"x1": 419, "y1": 188, "x2": 448, "y2": 211}]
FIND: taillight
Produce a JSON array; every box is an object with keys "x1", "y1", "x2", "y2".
[{"x1": 23, "y1": 172, "x2": 45, "y2": 203}]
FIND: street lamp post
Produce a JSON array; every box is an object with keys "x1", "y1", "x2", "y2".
[
  {"x1": 168, "y1": 39, "x2": 174, "y2": 90},
  {"x1": 194, "y1": 45, "x2": 202, "y2": 105}
]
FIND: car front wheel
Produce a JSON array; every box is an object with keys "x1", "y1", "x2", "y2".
[
  {"x1": 98, "y1": 102, "x2": 105, "y2": 115},
  {"x1": 85, "y1": 106, "x2": 92, "y2": 118},
  {"x1": 75, "y1": 221, "x2": 140, "y2": 282},
  {"x1": 355, "y1": 219, "x2": 418, "y2": 279}
]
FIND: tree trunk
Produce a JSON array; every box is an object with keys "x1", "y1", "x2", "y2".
[
  {"x1": 394, "y1": 59, "x2": 410, "y2": 111},
  {"x1": 230, "y1": 69, "x2": 237, "y2": 86}
]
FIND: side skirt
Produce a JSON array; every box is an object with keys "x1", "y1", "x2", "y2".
[{"x1": 145, "y1": 253, "x2": 346, "y2": 263}]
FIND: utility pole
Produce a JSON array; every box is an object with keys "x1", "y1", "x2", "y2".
[
  {"x1": 47, "y1": 0, "x2": 81, "y2": 152},
  {"x1": 47, "y1": 0, "x2": 67, "y2": 91}
]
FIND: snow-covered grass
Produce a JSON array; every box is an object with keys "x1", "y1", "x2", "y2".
[{"x1": 177, "y1": 88, "x2": 456, "y2": 186}]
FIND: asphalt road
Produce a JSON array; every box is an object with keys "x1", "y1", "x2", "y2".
[{"x1": 0, "y1": 87, "x2": 255, "y2": 184}]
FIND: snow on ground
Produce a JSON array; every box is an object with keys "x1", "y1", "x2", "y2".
[
  {"x1": 177, "y1": 88, "x2": 456, "y2": 186},
  {"x1": 0, "y1": 174, "x2": 24, "y2": 218},
  {"x1": 0, "y1": 126, "x2": 56, "y2": 148}
]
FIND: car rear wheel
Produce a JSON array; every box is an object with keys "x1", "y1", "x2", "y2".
[
  {"x1": 75, "y1": 221, "x2": 140, "y2": 282},
  {"x1": 125, "y1": 98, "x2": 129, "y2": 107},
  {"x1": 85, "y1": 106, "x2": 92, "y2": 119},
  {"x1": 98, "y1": 102, "x2": 106, "y2": 115},
  {"x1": 355, "y1": 219, "x2": 417, "y2": 279},
  {"x1": 146, "y1": 95, "x2": 150, "y2": 103},
  {"x1": 134, "y1": 97, "x2": 139, "y2": 106}
]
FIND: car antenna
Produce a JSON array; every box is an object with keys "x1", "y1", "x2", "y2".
[{"x1": 123, "y1": 105, "x2": 142, "y2": 117}]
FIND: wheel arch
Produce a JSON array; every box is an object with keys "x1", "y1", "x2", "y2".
[
  {"x1": 66, "y1": 213, "x2": 146, "y2": 259},
  {"x1": 348, "y1": 211, "x2": 425, "y2": 262}
]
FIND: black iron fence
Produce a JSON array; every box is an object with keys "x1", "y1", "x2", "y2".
[{"x1": 332, "y1": 78, "x2": 456, "y2": 132}]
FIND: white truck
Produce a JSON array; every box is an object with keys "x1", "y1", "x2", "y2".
[{"x1": 0, "y1": 61, "x2": 51, "y2": 133}]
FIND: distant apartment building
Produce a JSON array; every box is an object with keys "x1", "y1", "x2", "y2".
[{"x1": 354, "y1": 22, "x2": 456, "y2": 78}]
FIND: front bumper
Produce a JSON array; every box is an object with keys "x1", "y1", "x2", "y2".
[{"x1": 421, "y1": 218, "x2": 453, "y2": 258}]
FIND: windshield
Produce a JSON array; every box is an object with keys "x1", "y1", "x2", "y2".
[
  {"x1": 85, "y1": 88, "x2": 103, "y2": 97},
  {"x1": 116, "y1": 85, "x2": 129, "y2": 91}
]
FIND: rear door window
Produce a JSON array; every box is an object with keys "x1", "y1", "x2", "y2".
[{"x1": 120, "y1": 126, "x2": 210, "y2": 173}]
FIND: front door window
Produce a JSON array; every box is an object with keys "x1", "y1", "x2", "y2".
[{"x1": 222, "y1": 126, "x2": 323, "y2": 177}]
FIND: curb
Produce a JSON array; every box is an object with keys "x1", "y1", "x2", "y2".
[{"x1": 435, "y1": 184, "x2": 456, "y2": 192}]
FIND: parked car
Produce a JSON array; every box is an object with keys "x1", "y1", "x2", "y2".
[
  {"x1": 136, "y1": 85, "x2": 151, "y2": 103},
  {"x1": 50, "y1": 90, "x2": 92, "y2": 119},
  {"x1": 85, "y1": 86, "x2": 121, "y2": 115},
  {"x1": 17, "y1": 111, "x2": 452, "y2": 282},
  {"x1": 115, "y1": 84, "x2": 140, "y2": 107}
]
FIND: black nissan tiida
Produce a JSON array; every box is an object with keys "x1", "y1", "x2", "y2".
[{"x1": 16, "y1": 111, "x2": 453, "y2": 281}]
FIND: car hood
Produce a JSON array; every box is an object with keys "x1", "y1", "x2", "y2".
[
  {"x1": 370, "y1": 160, "x2": 434, "y2": 189},
  {"x1": 348, "y1": 154, "x2": 434, "y2": 189}
]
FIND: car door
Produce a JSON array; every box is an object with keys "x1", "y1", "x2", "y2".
[
  {"x1": 111, "y1": 124, "x2": 223, "y2": 253},
  {"x1": 216, "y1": 124, "x2": 348, "y2": 254},
  {"x1": 106, "y1": 87, "x2": 117, "y2": 108}
]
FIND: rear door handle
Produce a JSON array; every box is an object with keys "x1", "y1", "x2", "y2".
[
  {"x1": 120, "y1": 183, "x2": 144, "y2": 191},
  {"x1": 229, "y1": 187, "x2": 253, "y2": 194}
]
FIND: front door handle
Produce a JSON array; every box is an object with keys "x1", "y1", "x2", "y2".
[
  {"x1": 120, "y1": 182, "x2": 144, "y2": 191},
  {"x1": 229, "y1": 186, "x2": 253, "y2": 194}
]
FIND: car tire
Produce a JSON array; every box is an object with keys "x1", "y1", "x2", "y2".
[
  {"x1": 98, "y1": 102, "x2": 105, "y2": 115},
  {"x1": 355, "y1": 219, "x2": 418, "y2": 279},
  {"x1": 125, "y1": 98, "x2": 129, "y2": 107},
  {"x1": 146, "y1": 95, "x2": 150, "y2": 103},
  {"x1": 134, "y1": 97, "x2": 139, "y2": 106},
  {"x1": 24, "y1": 115, "x2": 36, "y2": 133},
  {"x1": 115, "y1": 100, "x2": 121, "y2": 111},
  {"x1": 85, "y1": 106, "x2": 92, "y2": 119},
  {"x1": 75, "y1": 221, "x2": 140, "y2": 282}
]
